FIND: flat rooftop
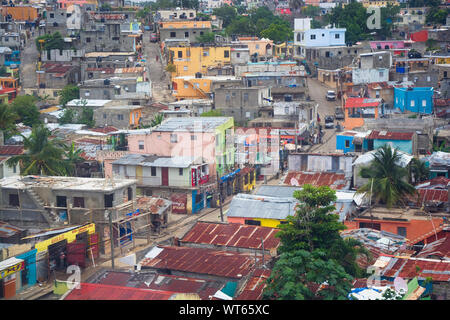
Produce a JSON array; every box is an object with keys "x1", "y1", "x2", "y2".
[
  {"x1": 0, "y1": 176, "x2": 136, "y2": 192},
  {"x1": 155, "y1": 117, "x2": 232, "y2": 132},
  {"x1": 356, "y1": 206, "x2": 448, "y2": 221}
]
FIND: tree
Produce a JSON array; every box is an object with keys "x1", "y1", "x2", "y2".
[
  {"x1": 0, "y1": 66, "x2": 9, "y2": 77},
  {"x1": 6, "y1": 124, "x2": 67, "y2": 176},
  {"x1": 196, "y1": 31, "x2": 216, "y2": 44},
  {"x1": 263, "y1": 249, "x2": 353, "y2": 300},
  {"x1": 10, "y1": 95, "x2": 41, "y2": 127},
  {"x1": 409, "y1": 158, "x2": 430, "y2": 184},
  {"x1": 260, "y1": 22, "x2": 293, "y2": 43},
  {"x1": 166, "y1": 63, "x2": 176, "y2": 73},
  {"x1": 78, "y1": 106, "x2": 95, "y2": 128},
  {"x1": 301, "y1": 5, "x2": 321, "y2": 17},
  {"x1": 426, "y1": 7, "x2": 449, "y2": 25},
  {"x1": 276, "y1": 185, "x2": 369, "y2": 276},
  {"x1": 58, "y1": 108, "x2": 76, "y2": 125},
  {"x1": 0, "y1": 103, "x2": 18, "y2": 138},
  {"x1": 63, "y1": 141, "x2": 84, "y2": 176},
  {"x1": 213, "y1": 5, "x2": 237, "y2": 28},
  {"x1": 357, "y1": 145, "x2": 416, "y2": 208},
  {"x1": 59, "y1": 84, "x2": 80, "y2": 107},
  {"x1": 150, "y1": 113, "x2": 164, "y2": 127},
  {"x1": 99, "y1": 3, "x2": 112, "y2": 11},
  {"x1": 36, "y1": 32, "x2": 65, "y2": 52}
]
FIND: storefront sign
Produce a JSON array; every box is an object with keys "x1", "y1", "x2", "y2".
[
  {"x1": 35, "y1": 223, "x2": 96, "y2": 253},
  {"x1": 171, "y1": 194, "x2": 187, "y2": 214},
  {"x1": 0, "y1": 261, "x2": 24, "y2": 280}
]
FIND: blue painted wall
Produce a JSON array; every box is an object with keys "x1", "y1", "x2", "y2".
[
  {"x1": 336, "y1": 135, "x2": 355, "y2": 153},
  {"x1": 394, "y1": 87, "x2": 434, "y2": 114},
  {"x1": 16, "y1": 249, "x2": 37, "y2": 288},
  {"x1": 374, "y1": 140, "x2": 413, "y2": 154}
]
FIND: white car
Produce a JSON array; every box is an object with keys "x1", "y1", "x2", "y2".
[{"x1": 326, "y1": 91, "x2": 336, "y2": 101}]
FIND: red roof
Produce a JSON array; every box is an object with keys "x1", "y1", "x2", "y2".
[
  {"x1": 64, "y1": 283, "x2": 176, "y2": 300},
  {"x1": 89, "y1": 126, "x2": 118, "y2": 134},
  {"x1": 180, "y1": 222, "x2": 280, "y2": 251},
  {"x1": 382, "y1": 258, "x2": 450, "y2": 282},
  {"x1": 284, "y1": 171, "x2": 350, "y2": 190},
  {"x1": 140, "y1": 246, "x2": 264, "y2": 280},
  {"x1": 368, "y1": 130, "x2": 414, "y2": 141},
  {"x1": 410, "y1": 30, "x2": 428, "y2": 42},
  {"x1": 416, "y1": 177, "x2": 450, "y2": 189},
  {"x1": 434, "y1": 99, "x2": 450, "y2": 108},
  {"x1": 345, "y1": 97, "x2": 381, "y2": 108},
  {"x1": 0, "y1": 145, "x2": 24, "y2": 155},
  {"x1": 409, "y1": 189, "x2": 448, "y2": 205},
  {"x1": 415, "y1": 236, "x2": 450, "y2": 259},
  {"x1": 235, "y1": 269, "x2": 271, "y2": 300},
  {"x1": 93, "y1": 271, "x2": 224, "y2": 300}
]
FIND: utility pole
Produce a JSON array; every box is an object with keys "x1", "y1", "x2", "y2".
[
  {"x1": 261, "y1": 237, "x2": 265, "y2": 268},
  {"x1": 216, "y1": 170, "x2": 224, "y2": 222},
  {"x1": 369, "y1": 178, "x2": 374, "y2": 230},
  {"x1": 108, "y1": 210, "x2": 115, "y2": 270}
]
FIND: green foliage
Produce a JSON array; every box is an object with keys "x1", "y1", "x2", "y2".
[
  {"x1": 196, "y1": 31, "x2": 216, "y2": 44},
  {"x1": 426, "y1": 7, "x2": 449, "y2": 25},
  {"x1": 136, "y1": 7, "x2": 151, "y2": 20},
  {"x1": 409, "y1": 158, "x2": 430, "y2": 184},
  {"x1": 59, "y1": 85, "x2": 80, "y2": 107},
  {"x1": 6, "y1": 124, "x2": 68, "y2": 176},
  {"x1": 357, "y1": 145, "x2": 416, "y2": 207},
  {"x1": 213, "y1": 5, "x2": 237, "y2": 28},
  {"x1": 200, "y1": 109, "x2": 223, "y2": 117},
  {"x1": 380, "y1": 288, "x2": 404, "y2": 300},
  {"x1": 0, "y1": 103, "x2": 19, "y2": 138},
  {"x1": 78, "y1": 107, "x2": 95, "y2": 128},
  {"x1": 58, "y1": 108, "x2": 76, "y2": 125},
  {"x1": 166, "y1": 63, "x2": 176, "y2": 73},
  {"x1": 63, "y1": 141, "x2": 84, "y2": 176},
  {"x1": 260, "y1": 22, "x2": 293, "y2": 43},
  {"x1": 36, "y1": 32, "x2": 65, "y2": 52},
  {"x1": 262, "y1": 249, "x2": 354, "y2": 300},
  {"x1": 0, "y1": 66, "x2": 9, "y2": 77},
  {"x1": 302, "y1": 5, "x2": 321, "y2": 17},
  {"x1": 408, "y1": 0, "x2": 440, "y2": 8},
  {"x1": 99, "y1": 3, "x2": 112, "y2": 11},
  {"x1": 150, "y1": 113, "x2": 164, "y2": 127},
  {"x1": 10, "y1": 95, "x2": 41, "y2": 127}
]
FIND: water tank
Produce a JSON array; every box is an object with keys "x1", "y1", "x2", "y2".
[{"x1": 195, "y1": 72, "x2": 202, "y2": 79}]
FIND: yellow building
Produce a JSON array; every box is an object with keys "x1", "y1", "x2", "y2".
[
  {"x1": 168, "y1": 46, "x2": 232, "y2": 78},
  {"x1": 160, "y1": 20, "x2": 212, "y2": 29},
  {"x1": 361, "y1": 0, "x2": 399, "y2": 7},
  {"x1": 273, "y1": 42, "x2": 294, "y2": 59},
  {"x1": 171, "y1": 75, "x2": 236, "y2": 100},
  {"x1": 236, "y1": 37, "x2": 273, "y2": 59}
]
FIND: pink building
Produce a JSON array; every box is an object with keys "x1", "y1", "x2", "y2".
[{"x1": 57, "y1": 0, "x2": 96, "y2": 9}]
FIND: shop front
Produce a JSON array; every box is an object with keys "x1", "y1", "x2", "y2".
[{"x1": 0, "y1": 257, "x2": 25, "y2": 299}]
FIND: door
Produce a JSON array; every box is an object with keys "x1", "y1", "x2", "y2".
[{"x1": 161, "y1": 167, "x2": 169, "y2": 186}]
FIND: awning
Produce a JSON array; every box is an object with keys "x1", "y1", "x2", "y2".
[{"x1": 0, "y1": 257, "x2": 24, "y2": 279}]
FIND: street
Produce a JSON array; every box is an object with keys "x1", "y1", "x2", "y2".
[{"x1": 307, "y1": 77, "x2": 340, "y2": 153}]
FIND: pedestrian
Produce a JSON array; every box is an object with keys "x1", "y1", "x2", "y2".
[
  {"x1": 59, "y1": 251, "x2": 66, "y2": 269},
  {"x1": 156, "y1": 55, "x2": 159, "y2": 62},
  {"x1": 168, "y1": 84, "x2": 170, "y2": 90}
]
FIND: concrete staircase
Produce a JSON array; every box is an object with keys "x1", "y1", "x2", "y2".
[{"x1": 26, "y1": 188, "x2": 61, "y2": 226}]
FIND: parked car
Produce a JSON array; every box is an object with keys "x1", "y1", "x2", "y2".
[
  {"x1": 408, "y1": 50, "x2": 421, "y2": 59},
  {"x1": 150, "y1": 33, "x2": 158, "y2": 42},
  {"x1": 335, "y1": 106, "x2": 345, "y2": 120},
  {"x1": 325, "y1": 115, "x2": 334, "y2": 129},
  {"x1": 326, "y1": 90, "x2": 336, "y2": 101}
]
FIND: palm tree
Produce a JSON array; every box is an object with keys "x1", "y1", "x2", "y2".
[
  {"x1": 6, "y1": 124, "x2": 68, "y2": 176},
  {"x1": 63, "y1": 141, "x2": 84, "y2": 176},
  {"x1": 0, "y1": 103, "x2": 19, "y2": 138},
  {"x1": 409, "y1": 158, "x2": 430, "y2": 184},
  {"x1": 150, "y1": 113, "x2": 164, "y2": 127},
  {"x1": 357, "y1": 145, "x2": 416, "y2": 208}
]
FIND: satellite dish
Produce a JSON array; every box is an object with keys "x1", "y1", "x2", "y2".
[
  {"x1": 290, "y1": 178, "x2": 299, "y2": 186},
  {"x1": 394, "y1": 277, "x2": 408, "y2": 294}
]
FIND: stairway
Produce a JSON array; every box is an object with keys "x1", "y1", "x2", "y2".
[{"x1": 26, "y1": 188, "x2": 61, "y2": 226}]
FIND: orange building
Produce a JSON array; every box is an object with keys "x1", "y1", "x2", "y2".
[
  {"x1": 343, "y1": 97, "x2": 381, "y2": 130},
  {"x1": 344, "y1": 207, "x2": 449, "y2": 246},
  {"x1": 0, "y1": 6, "x2": 39, "y2": 21}
]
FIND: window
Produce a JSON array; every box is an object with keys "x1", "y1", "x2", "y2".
[
  {"x1": 103, "y1": 113, "x2": 107, "y2": 119},
  {"x1": 200, "y1": 31, "x2": 204, "y2": 36},
  {"x1": 224, "y1": 50, "x2": 229, "y2": 58},
  {"x1": 427, "y1": 76, "x2": 431, "y2": 82},
  {"x1": 179, "y1": 168, "x2": 183, "y2": 176},
  {"x1": 422, "y1": 100, "x2": 427, "y2": 107},
  {"x1": 297, "y1": 33, "x2": 301, "y2": 42},
  {"x1": 104, "y1": 194, "x2": 113, "y2": 208},
  {"x1": 335, "y1": 34, "x2": 340, "y2": 39},
  {"x1": 56, "y1": 196, "x2": 67, "y2": 207},
  {"x1": 184, "y1": 83, "x2": 188, "y2": 88},
  {"x1": 243, "y1": 93, "x2": 249, "y2": 102},
  {"x1": 345, "y1": 140, "x2": 350, "y2": 148},
  {"x1": 73, "y1": 197, "x2": 85, "y2": 208},
  {"x1": 410, "y1": 100, "x2": 415, "y2": 107},
  {"x1": 184, "y1": 31, "x2": 189, "y2": 38},
  {"x1": 50, "y1": 13, "x2": 54, "y2": 18},
  {"x1": 397, "y1": 227, "x2": 407, "y2": 237},
  {"x1": 322, "y1": 33, "x2": 325, "y2": 37},
  {"x1": 379, "y1": 71, "x2": 384, "y2": 77},
  {"x1": 310, "y1": 34, "x2": 316, "y2": 40},
  {"x1": 170, "y1": 32, "x2": 176, "y2": 38},
  {"x1": 245, "y1": 219, "x2": 261, "y2": 226},
  {"x1": 151, "y1": 167, "x2": 156, "y2": 176},
  {"x1": 191, "y1": 135, "x2": 197, "y2": 140},
  {"x1": 375, "y1": 90, "x2": 380, "y2": 98},
  {"x1": 170, "y1": 134, "x2": 177, "y2": 143},
  {"x1": 9, "y1": 194, "x2": 19, "y2": 206},
  {"x1": 236, "y1": 53, "x2": 240, "y2": 58},
  {"x1": 85, "y1": 91, "x2": 90, "y2": 97},
  {"x1": 285, "y1": 106, "x2": 289, "y2": 114},
  {"x1": 138, "y1": 140, "x2": 144, "y2": 150},
  {"x1": 226, "y1": 94, "x2": 230, "y2": 102},
  {"x1": 178, "y1": 51, "x2": 182, "y2": 58},
  {"x1": 118, "y1": 114, "x2": 124, "y2": 121},
  {"x1": 255, "y1": 44, "x2": 259, "y2": 49},
  {"x1": 86, "y1": 37, "x2": 91, "y2": 43}
]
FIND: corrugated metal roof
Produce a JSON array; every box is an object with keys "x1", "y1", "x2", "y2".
[
  {"x1": 113, "y1": 153, "x2": 199, "y2": 168},
  {"x1": 0, "y1": 221, "x2": 25, "y2": 238},
  {"x1": 155, "y1": 117, "x2": 232, "y2": 133},
  {"x1": 64, "y1": 283, "x2": 176, "y2": 300},
  {"x1": 180, "y1": 222, "x2": 281, "y2": 251},
  {"x1": 381, "y1": 257, "x2": 450, "y2": 282},
  {"x1": 345, "y1": 97, "x2": 382, "y2": 108},
  {"x1": 368, "y1": 130, "x2": 414, "y2": 141},
  {"x1": 235, "y1": 269, "x2": 271, "y2": 300},
  {"x1": 353, "y1": 149, "x2": 413, "y2": 167},
  {"x1": 226, "y1": 194, "x2": 297, "y2": 220},
  {"x1": 0, "y1": 145, "x2": 24, "y2": 155},
  {"x1": 284, "y1": 171, "x2": 351, "y2": 190},
  {"x1": 415, "y1": 237, "x2": 450, "y2": 259},
  {"x1": 140, "y1": 245, "x2": 262, "y2": 280}
]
